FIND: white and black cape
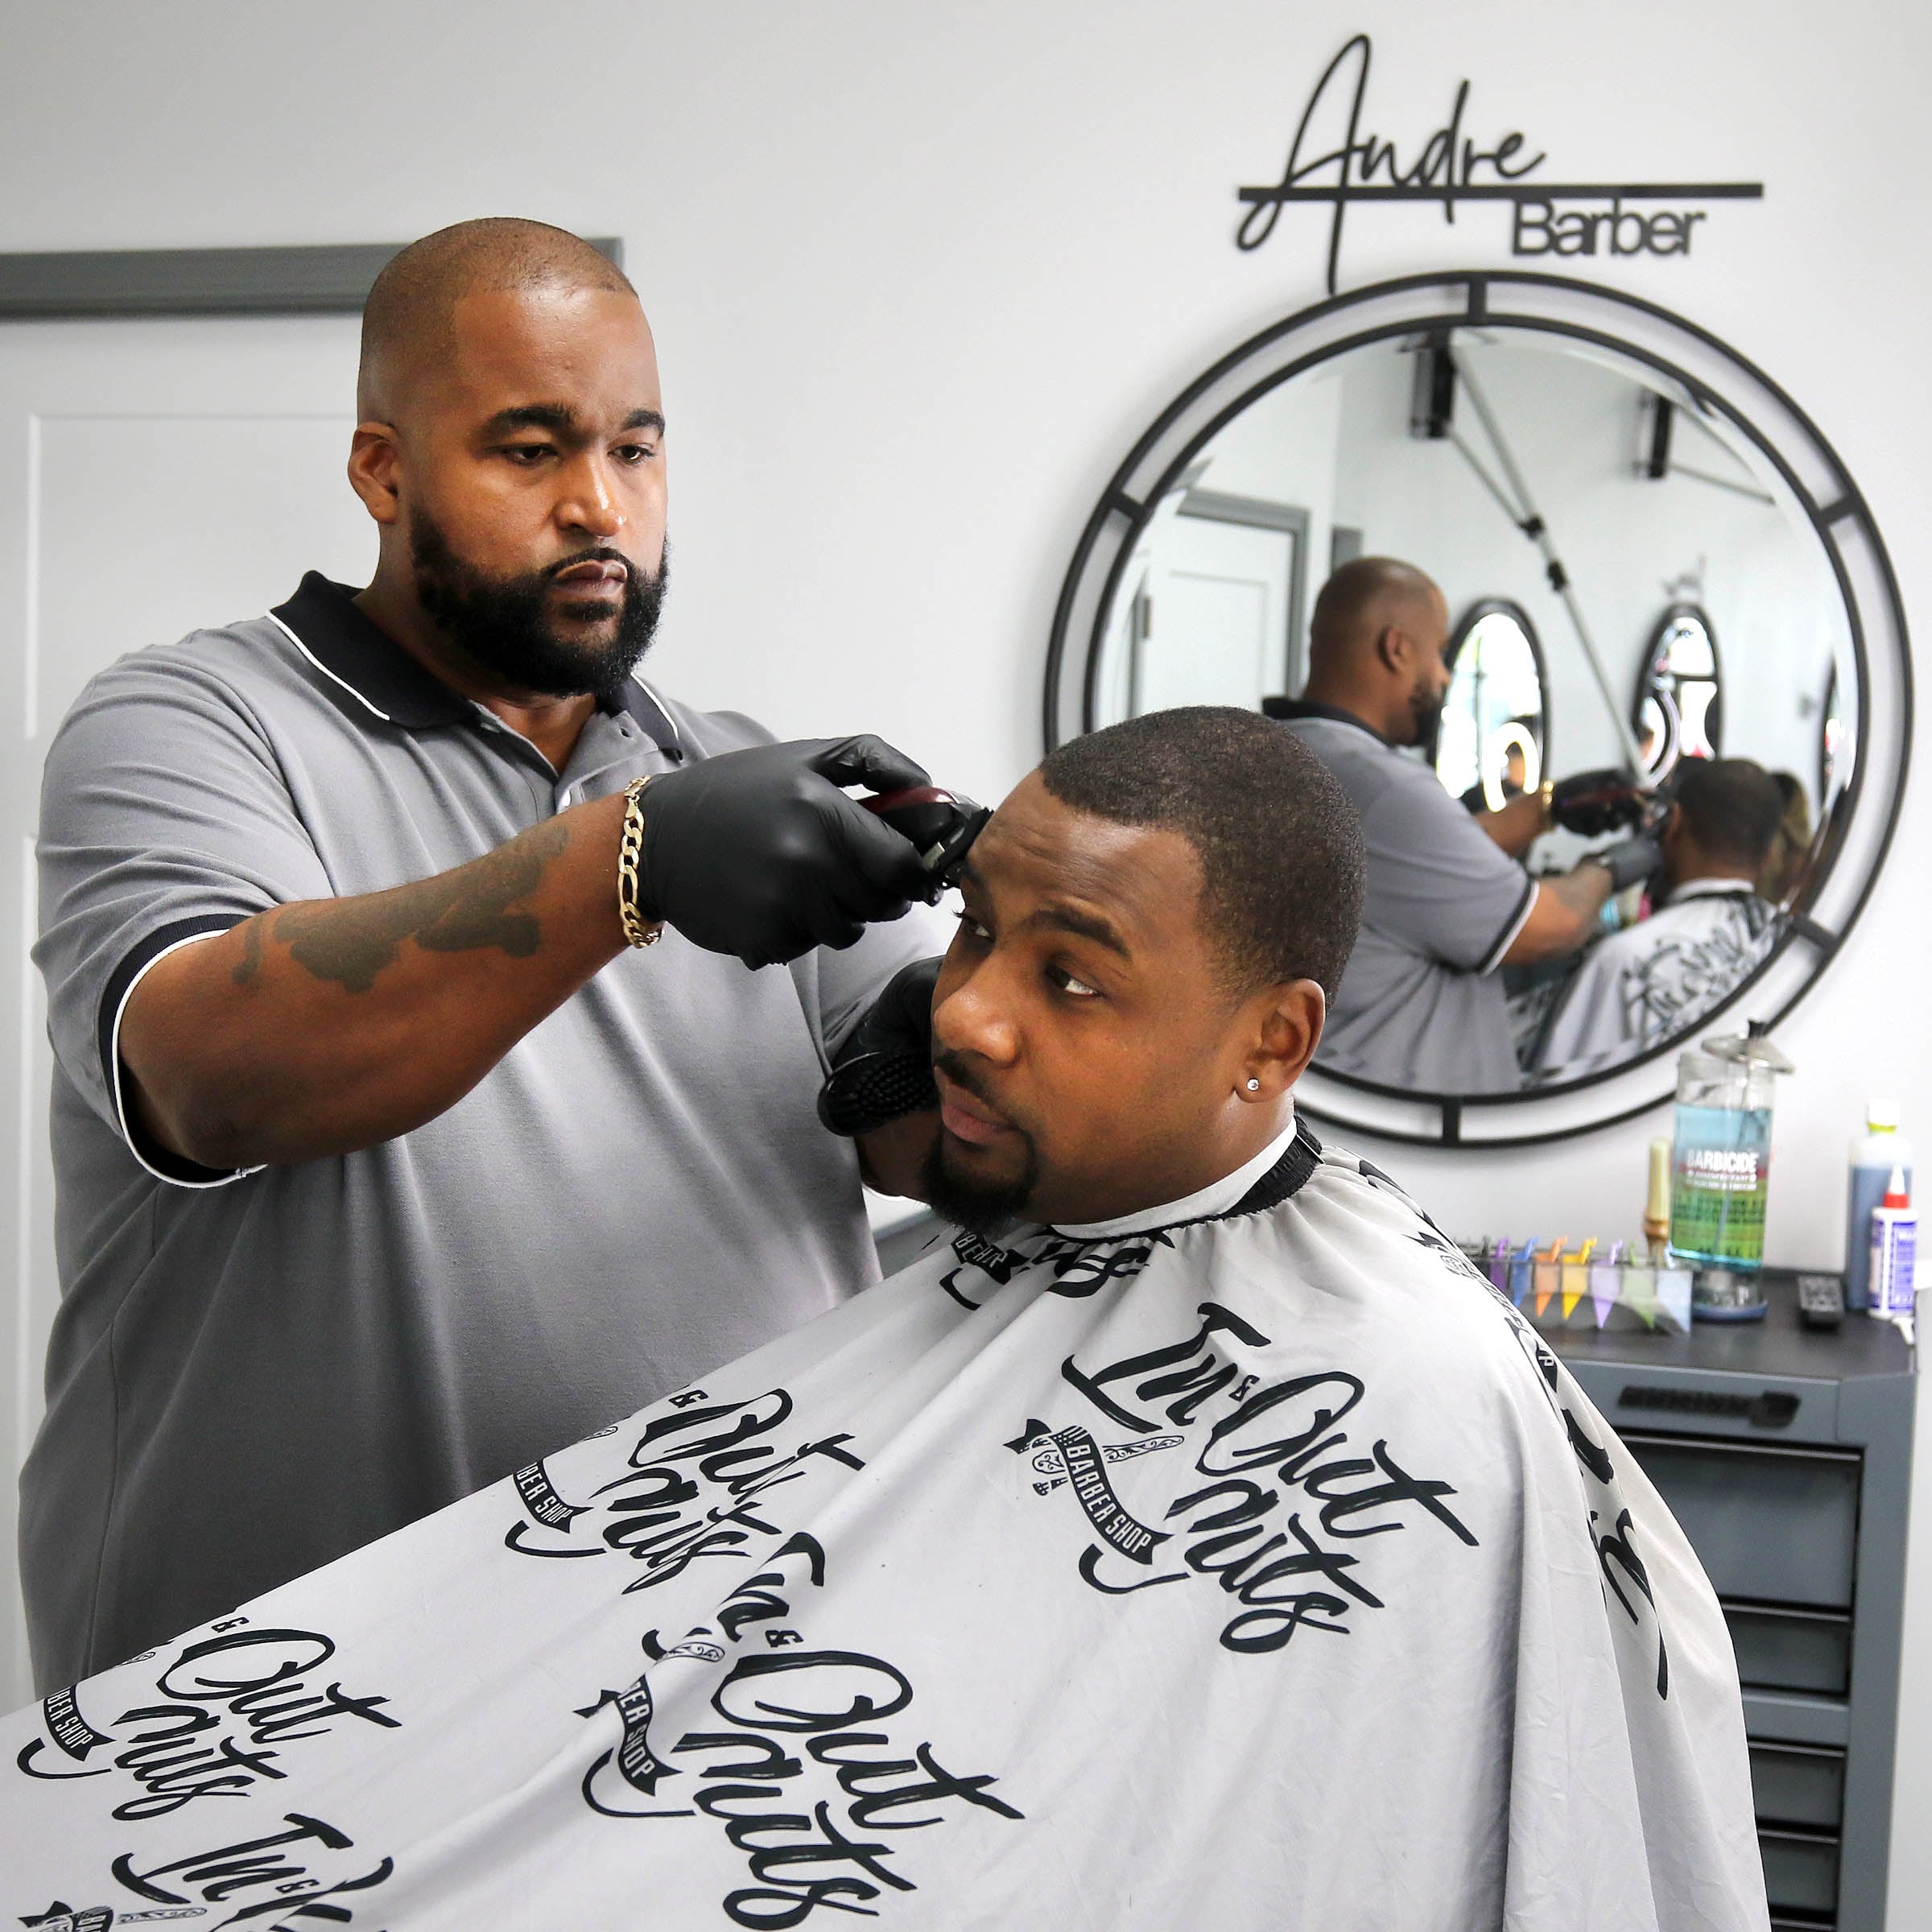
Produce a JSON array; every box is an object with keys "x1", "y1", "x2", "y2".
[{"x1": 0, "y1": 1126, "x2": 1768, "y2": 1930}]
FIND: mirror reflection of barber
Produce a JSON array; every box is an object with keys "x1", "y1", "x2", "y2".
[
  {"x1": 23, "y1": 219, "x2": 952, "y2": 1690},
  {"x1": 1266, "y1": 557, "x2": 1655, "y2": 1094}
]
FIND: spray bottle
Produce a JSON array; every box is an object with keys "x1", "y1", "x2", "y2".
[
  {"x1": 1846, "y1": 1101, "x2": 1913, "y2": 1312},
  {"x1": 1870, "y1": 1169, "x2": 1918, "y2": 1326}
]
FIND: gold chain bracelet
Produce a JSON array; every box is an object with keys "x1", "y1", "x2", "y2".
[{"x1": 617, "y1": 774, "x2": 664, "y2": 948}]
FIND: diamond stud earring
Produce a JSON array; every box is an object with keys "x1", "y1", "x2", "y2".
[{"x1": 1245, "y1": 1078, "x2": 1261, "y2": 1092}]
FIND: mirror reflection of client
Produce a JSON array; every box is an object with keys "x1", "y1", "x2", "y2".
[
  {"x1": 0, "y1": 710, "x2": 1765, "y2": 1931},
  {"x1": 1265, "y1": 558, "x2": 1657, "y2": 1094},
  {"x1": 1534, "y1": 757, "x2": 1786, "y2": 1079}
]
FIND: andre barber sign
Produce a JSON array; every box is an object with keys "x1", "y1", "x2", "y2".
[{"x1": 1237, "y1": 35, "x2": 1762, "y2": 294}]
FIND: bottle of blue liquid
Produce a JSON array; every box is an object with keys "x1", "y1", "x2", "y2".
[
  {"x1": 1846, "y1": 1100, "x2": 1912, "y2": 1313},
  {"x1": 1670, "y1": 1024, "x2": 1791, "y2": 1274}
]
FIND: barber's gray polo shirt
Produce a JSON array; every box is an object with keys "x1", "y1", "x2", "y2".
[
  {"x1": 26, "y1": 572, "x2": 941, "y2": 1688},
  {"x1": 1271, "y1": 703, "x2": 1534, "y2": 1094}
]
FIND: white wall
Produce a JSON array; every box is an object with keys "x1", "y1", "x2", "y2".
[{"x1": 6, "y1": 0, "x2": 1932, "y2": 1916}]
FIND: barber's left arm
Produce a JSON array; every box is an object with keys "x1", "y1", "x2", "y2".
[
  {"x1": 1476, "y1": 790, "x2": 1547, "y2": 858},
  {"x1": 856, "y1": 1110, "x2": 942, "y2": 1200},
  {"x1": 1500, "y1": 834, "x2": 1661, "y2": 966},
  {"x1": 824, "y1": 955, "x2": 945, "y2": 1199}
]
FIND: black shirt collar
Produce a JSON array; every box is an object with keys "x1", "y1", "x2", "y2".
[
  {"x1": 1261, "y1": 696, "x2": 1392, "y2": 747},
  {"x1": 269, "y1": 572, "x2": 682, "y2": 756},
  {"x1": 1226, "y1": 1120, "x2": 1324, "y2": 1220}
]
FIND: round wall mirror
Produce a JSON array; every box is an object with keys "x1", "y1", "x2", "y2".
[{"x1": 1046, "y1": 273, "x2": 1911, "y2": 1146}]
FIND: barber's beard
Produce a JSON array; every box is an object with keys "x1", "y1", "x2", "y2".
[
  {"x1": 921, "y1": 1051, "x2": 1042, "y2": 1238},
  {"x1": 1409, "y1": 683, "x2": 1445, "y2": 749},
  {"x1": 410, "y1": 512, "x2": 668, "y2": 705}
]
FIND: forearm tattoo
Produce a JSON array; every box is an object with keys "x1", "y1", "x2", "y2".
[{"x1": 236, "y1": 820, "x2": 572, "y2": 995}]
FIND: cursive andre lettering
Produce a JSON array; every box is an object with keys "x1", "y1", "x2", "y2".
[{"x1": 1237, "y1": 35, "x2": 1542, "y2": 292}]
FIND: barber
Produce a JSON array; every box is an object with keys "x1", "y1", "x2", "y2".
[
  {"x1": 1265, "y1": 556, "x2": 1655, "y2": 1093},
  {"x1": 23, "y1": 220, "x2": 945, "y2": 1688}
]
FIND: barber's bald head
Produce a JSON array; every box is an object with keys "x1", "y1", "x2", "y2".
[
  {"x1": 1301, "y1": 556, "x2": 1453, "y2": 748},
  {"x1": 1308, "y1": 557, "x2": 1444, "y2": 675},
  {"x1": 357, "y1": 218, "x2": 637, "y2": 421}
]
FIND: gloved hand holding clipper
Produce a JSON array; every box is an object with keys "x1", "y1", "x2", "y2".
[
  {"x1": 811, "y1": 782, "x2": 989, "y2": 1138},
  {"x1": 1546, "y1": 765, "x2": 1653, "y2": 834},
  {"x1": 1545, "y1": 766, "x2": 1651, "y2": 838},
  {"x1": 633, "y1": 735, "x2": 939, "y2": 968}
]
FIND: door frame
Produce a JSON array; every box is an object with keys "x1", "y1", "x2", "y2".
[
  {"x1": 1172, "y1": 489, "x2": 1311, "y2": 694},
  {"x1": 0, "y1": 240, "x2": 622, "y2": 320}
]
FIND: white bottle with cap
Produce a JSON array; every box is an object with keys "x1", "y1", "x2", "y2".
[
  {"x1": 1847, "y1": 1101, "x2": 1912, "y2": 1312},
  {"x1": 1870, "y1": 1169, "x2": 1918, "y2": 1324}
]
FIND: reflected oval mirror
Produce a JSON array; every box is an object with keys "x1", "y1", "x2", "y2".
[
  {"x1": 1436, "y1": 601, "x2": 1547, "y2": 812},
  {"x1": 1636, "y1": 602, "x2": 1723, "y2": 782},
  {"x1": 1046, "y1": 274, "x2": 1911, "y2": 1146}
]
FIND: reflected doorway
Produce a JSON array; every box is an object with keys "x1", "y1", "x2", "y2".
[{"x1": 1128, "y1": 493, "x2": 1308, "y2": 715}]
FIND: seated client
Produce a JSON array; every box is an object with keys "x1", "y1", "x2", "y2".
[
  {"x1": 0, "y1": 708, "x2": 1765, "y2": 1931},
  {"x1": 1536, "y1": 756, "x2": 1785, "y2": 1077}
]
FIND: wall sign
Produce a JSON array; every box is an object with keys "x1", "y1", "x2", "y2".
[{"x1": 1236, "y1": 35, "x2": 1762, "y2": 294}]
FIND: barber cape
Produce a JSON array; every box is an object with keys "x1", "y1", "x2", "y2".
[
  {"x1": 0, "y1": 1125, "x2": 1767, "y2": 1932},
  {"x1": 1537, "y1": 880, "x2": 1781, "y2": 1080}
]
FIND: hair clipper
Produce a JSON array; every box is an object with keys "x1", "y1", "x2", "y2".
[{"x1": 861, "y1": 786, "x2": 991, "y2": 900}]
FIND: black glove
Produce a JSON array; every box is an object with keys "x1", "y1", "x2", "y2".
[
  {"x1": 1550, "y1": 767, "x2": 1649, "y2": 837},
  {"x1": 818, "y1": 956, "x2": 944, "y2": 1136},
  {"x1": 1589, "y1": 833, "x2": 1664, "y2": 894},
  {"x1": 638, "y1": 737, "x2": 935, "y2": 968}
]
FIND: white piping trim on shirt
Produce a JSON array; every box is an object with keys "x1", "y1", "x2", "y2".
[
  {"x1": 109, "y1": 932, "x2": 264, "y2": 1191},
  {"x1": 630, "y1": 672, "x2": 684, "y2": 756},
  {"x1": 1477, "y1": 875, "x2": 1539, "y2": 976},
  {"x1": 266, "y1": 609, "x2": 394, "y2": 724}
]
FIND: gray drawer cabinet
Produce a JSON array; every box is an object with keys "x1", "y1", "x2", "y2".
[{"x1": 1550, "y1": 1274, "x2": 1913, "y2": 1932}]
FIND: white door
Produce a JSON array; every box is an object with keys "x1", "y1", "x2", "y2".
[
  {"x1": 1133, "y1": 512, "x2": 1298, "y2": 714},
  {"x1": 0, "y1": 315, "x2": 370, "y2": 1707}
]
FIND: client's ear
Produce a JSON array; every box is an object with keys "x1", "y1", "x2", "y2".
[{"x1": 1236, "y1": 980, "x2": 1327, "y2": 1101}]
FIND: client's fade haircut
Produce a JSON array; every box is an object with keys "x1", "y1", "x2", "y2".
[
  {"x1": 1674, "y1": 757, "x2": 1786, "y2": 870},
  {"x1": 1039, "y1": 706, "x2": 1366, "y2": 1000}
]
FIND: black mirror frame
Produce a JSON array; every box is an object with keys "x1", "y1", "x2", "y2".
[{"x1": 1043, "y1": 271, "x2": 1911, "y2": 1148}]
